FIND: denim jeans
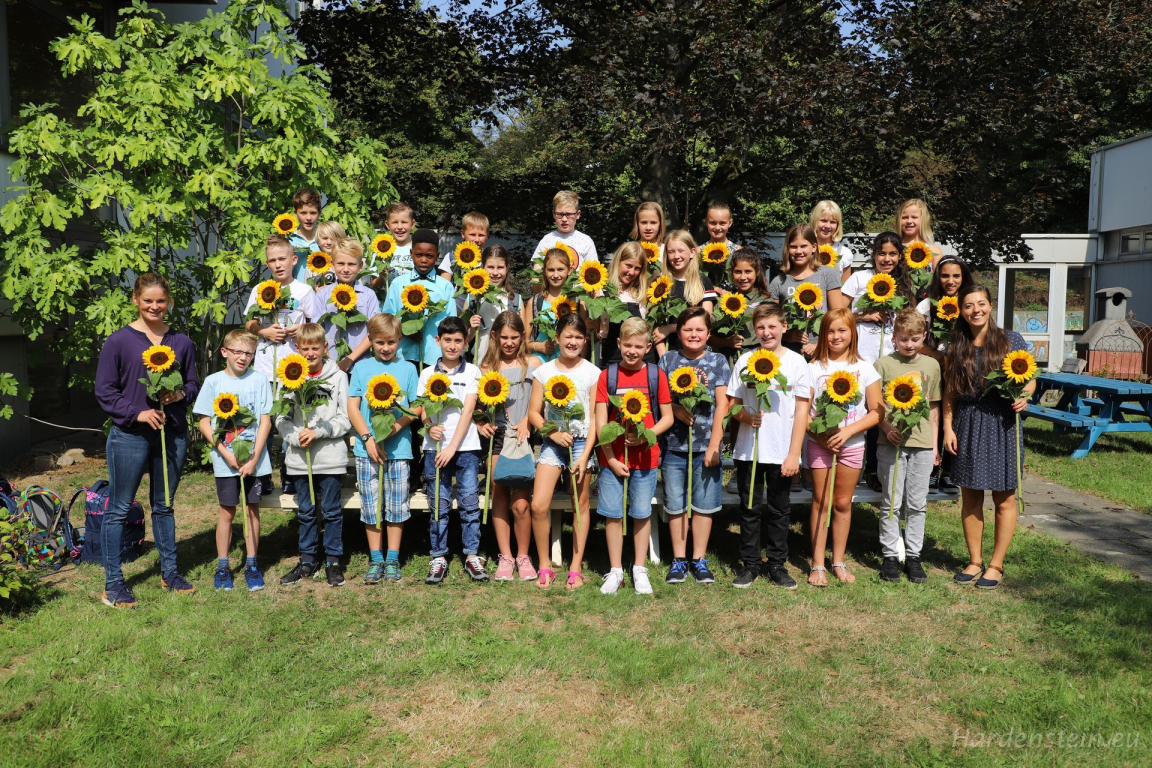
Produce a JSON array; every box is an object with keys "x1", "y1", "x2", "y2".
[
  {"x1": 103, "y1": 425, "x2": 187, "y2": 586},
  {"x1": 597, "y1": 466, "x2": 659, "y2": 520},
  {"x1": 292, "y1": 473, "x2": 344, "y2": 559},
  {"x1": 424, "y1": 449, "x2": 481, "y2": 557}
]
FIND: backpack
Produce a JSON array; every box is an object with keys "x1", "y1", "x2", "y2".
[
  {"x1": 606, "y1": 362, "x2": 667, "y2": 456},
  {"x1": 66, "y1": 480, "x2": 145, "y2": 565},
  {"x1": 17, "y1": 485, "x2": 79, "y2": 570}
]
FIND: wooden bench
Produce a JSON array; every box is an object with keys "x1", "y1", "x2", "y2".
[
  {"x1": 1076, "y1": 398, "x2": 1146, "y2": 418},
  {"x1": 1022, "y1": 404, "x2": 1108, "y2": 430}
]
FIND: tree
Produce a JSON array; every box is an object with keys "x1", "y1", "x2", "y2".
[{"x1": 0, "y1": 0, "x2": 394, "y2": 390}]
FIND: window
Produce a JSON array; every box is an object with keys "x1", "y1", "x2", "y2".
[
  {"x1": 1120, "y1": 233, "x2": 1142, "y2": 254},
  {"x1": 1065, "y1": 266, "x2": 1090, "y2": 333}
]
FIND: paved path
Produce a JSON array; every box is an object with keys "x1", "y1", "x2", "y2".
[{"x1": 1018, "y1": 475, "x2": 1152, "y2": 583}]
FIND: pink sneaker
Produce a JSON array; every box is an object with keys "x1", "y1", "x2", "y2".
[
  {"x1": 516, "y1": 555, "x2": 537, "y2": 581},
  {"x1": 494, "y1": 554, "x2": 515, "y2": 582}
]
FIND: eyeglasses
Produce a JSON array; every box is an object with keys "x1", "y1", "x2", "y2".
[
  {"x1": 553, "y1": 211, "x2": 578, "y2": 219},
  {"x1": 224, "y1": 348, "x2": 255, "y2": 358}
]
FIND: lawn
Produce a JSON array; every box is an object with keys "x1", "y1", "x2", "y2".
[{"x1": 1, "y1": 462, "x2": 1150, "y2": 767}]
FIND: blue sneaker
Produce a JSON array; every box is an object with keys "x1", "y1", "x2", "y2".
[
  {"x1": 244, "y1": 565, "x2": 265, "y2": 591},
  {"x1": 364, "y1": 562, "x2": 385, "y2": 585},
  {"x1": 689, "y1": 558, "x2": 716, "y2": 584},
  {"x1": 161, "y1": 571, "x2": 195, "y2": 594},
  {"x1": 666, "y1": 558, "x2": 689, "y2": 584},
  {"x1": 214, "y1": 567, "x2": 234, "y2": 591},
  {"x1": 384, "y1": 561, "x2": 402, "y2": 582},
  {"x1": 102, "y1": 582, "x2": 137, "y2": 608}
]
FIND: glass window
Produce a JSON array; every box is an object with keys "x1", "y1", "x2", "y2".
[
  {"x1": 1004, "y1": 268, "x2": 1050, "y2": 334},
  {"x1": 1144, "y1": 231, "x2": 1152, "y2": 254},
  {"x1": 1120, "y1": 232, "x2": 1142, "y2": 254},
  {"x1": 1064, "y1": 266, "x2": 1090, "y2": 332}
]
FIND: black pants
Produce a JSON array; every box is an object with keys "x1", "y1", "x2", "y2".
[
  {"x1": 735, "y1": 460, "x2": 791, "y2": 570},
  {"x1": 864, "y1": 425, "x2": 879, "y2": 475}
]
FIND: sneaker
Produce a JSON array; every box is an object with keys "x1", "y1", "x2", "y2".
[
  {"x1": 666, "y1": 558, "x2": 689, "y2": 584},
  {"x1": 732, "y1": 566, "x2": 759, "y2": 589},
  {"x1": 494, "y1": 554, "x2": 516, "y2": 582},
  {"x1": 384, "y1": 560, "x2": 402, "y2": 582},
  {"x1": 724, "y1": 478, "x2": 737, "y2": 494},
  {"x1": 515, "y1": 555, "x2": 537, "y2": 581},
  {"x1": 160, "y1": 571, "x2": 195, "y2": 594},
  {"x1": 464, "y1": 555, "x2": 489, "y2": 582},
  {"x1": 689, "y1": 558, "x2": 716, "y2": 584},
  {"x1": 325, "y1": 563, "x2": 346, "y2": 587},
  {"x1": 102, "y1": 582, "x2": 137, "y2": 608},
  {"x1": 632, "y1": 566, "x2": 653, "y2": 594},
  {"x1": 214, "y1": 568, "x2": 234, "y2": 591},
  {"x1": 880, "y1": 556, "x2": 902, "y2": 583},
  {"x1": 766, "y1": 565, "x2": 798, "y2": 590},
  {"x1": 244, "y1": 565, "x2": 265, "y2": 591},
  {"x1": 600, "y1": 569, "x2": 625, "y2": 595},
  {"x1": 425, "y1": 556, "x2": 448, "y2": 585},
  {"x1": 904, "y1": 556, "x2": 928, "y2": 584},
  {"x1": 280, "y1": 560, "x2": 321, "y2": 585},
  {"x1": 940, "y1": 474, "x2": 960, "y2": 493},
  {"x1": 928, "y1": 469, "x2": 940, "y2": 490},
  {"x1": 363, "y1": 561, "x2": 385, "y2": 585}
]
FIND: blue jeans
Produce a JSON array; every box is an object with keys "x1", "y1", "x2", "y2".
[
  {"x1": 103, "y1": 425, "x2": 187, "y2": 586},
  {"x1": 424, "y1": 449, "x2": 481, "y2": 557},
  {"x1": 597, "y1": 466, "x2": 659, "y2": 520},
  {"x1": 661, "y1": 450, "x2": 723, "y2": 515},
  {"x1": 292, "y1": 474, "x2": 344, "y2": 559}
]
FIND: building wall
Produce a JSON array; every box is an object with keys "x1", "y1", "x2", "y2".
[
  {"x1": 1095, "y1": 261, "x2": 1152, "y2": 327},
  {"x1": 1089, "y1": 132, "x2": 1152, "y2": 233}
]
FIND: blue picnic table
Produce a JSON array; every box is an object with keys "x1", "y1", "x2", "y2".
[{"x1": 1024, "y1": 372, "x2": 1152, "y2": 458}]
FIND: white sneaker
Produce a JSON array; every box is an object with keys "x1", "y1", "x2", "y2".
[
  {"x1": 600, "y1": 568, "x2": 624, "y2": 595},
  {"x1": 632, "y1": 565, "x2": 653, "y2": 594}
]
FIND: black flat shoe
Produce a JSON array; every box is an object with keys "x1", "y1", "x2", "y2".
[
  {"x1": 976, "y1": 564, "x2": 1005, "y2": 589},
  {"x1": 954, "y1": 562, "x2": 983, "y2": 585}
]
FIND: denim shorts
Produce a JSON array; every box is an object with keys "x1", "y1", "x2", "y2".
[
  {"x1": 661, "y1": 450, "x2": 723, "y2": 515},
  {"x1": 597, "y1": 466, "x2": 658, "y2": 520},
  {"x1": 539, "y1": 436, "x2": 587, "y2": 468}
]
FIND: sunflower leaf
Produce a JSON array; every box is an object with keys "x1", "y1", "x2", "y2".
[{"x1": 597, "y1": 421, "x2": 625, "y2": 445}]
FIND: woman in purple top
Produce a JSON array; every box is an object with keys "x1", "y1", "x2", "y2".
[{"x1": 93, "y1": 273, "x2": 200, "y2": 608}]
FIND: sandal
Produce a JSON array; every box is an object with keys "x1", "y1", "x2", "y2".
[
  {"x1": 976, "y1": 563, "x2": 1005, "y2": 590},
  {"x1": 565, "y1": 571, "x2": 585, "y2": 591},
  {"x1": 866, "y1": 473, "x2": 883, "y2": 493},
  {"x1": 831, "y1": 562, "x2": 856, "y2": 583},
  {"x1": 808, "y1": 565, "x2": 827, "y2": 587},
  {"x1": 953, "y1": 561, "x2": 983, "y2": 585},
  {"x1": 536, "y1": 568, "x2": 556, "y2": 589}
]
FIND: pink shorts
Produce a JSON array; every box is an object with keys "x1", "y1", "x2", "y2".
[{"x1": 806, "y1": 440, "x2": 865, "y2": 470}]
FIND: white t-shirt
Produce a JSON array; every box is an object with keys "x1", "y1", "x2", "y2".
[
  {"x1": 532, "y1": 358, "x2": 601, "y2": 438},
  {"x1": 243, "y1": 279, "x2": 322, "y2": 379},
  {"x1": 727, "y1": 347, "x2": 812, "y2": 464},
  {"x1": 531, "y1": 229, "x2": 598, "y2": 268},
  {"x1": 806, "y1": 359, "x2": 880, "y2": 450},
  {"x1": 841, "y1": 269, "x2": 895, "y2": 362},
  {"x1": 418, "y1": 360, "x2": 481, "y2": 452},
  {"x1": 834, "y1": 241, "x2": 855, "y2": 269}
]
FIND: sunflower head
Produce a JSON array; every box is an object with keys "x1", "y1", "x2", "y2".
[
  {"x1": 904, "y1": 241, "x2": 933, "y2": 270},
  {"x1": 551, "y1": 295, "x2": 577, "y2": 319},
  {"x1": 273, "y1": 213, "x2": 298, "y2": 236},
  {"x1": 669, "y1": 366, "x2": 699, "y2": 395},
  {"x1": 331, "y1": 284, "x2": 358, "y2": 312},
  {"x1": 277, "y1": 353, "x2": 309, "y2": 390},
  {"x1": 454, "y1": 241, "x2": 483, "y2": 270},
  {"x1": 747, "y1": 349, "x2": 781, "y2": 382},
  {"x1": 884, "y1": 375, "x2": 922, "y2": 411},
  {"x1": 619, "y1": 390, "x2": 650, "y2": 423},
  {"x1": 865, "y1": 273, "x2": 898, "y2": 303},
  {"x1": 477, "y1": 371, "x2": 511, "y2": 407},
  {"x1": 256, "y1": 279, "x2": 283, "y2": 311},
  {"x1": 554, "y1": 242, "x2": 578, "y2": 268},
  {"x1": 544, "y1": 375, "x2": 575, "y2": 408},
  {"x1": 307, "y1": 251, "x2": 332, "y2": 275},
  {"x1": 366, "y1": 373, "x2": 400, "y2": 409},
  {"x1": 825, "y1": 370, "x2": 859, "y2": 405},
  {"x1": 371, "y1": 233, "x2": 397, "y2": 260},
  {"x1": 793, "y1": 282, "x2": 823, "y2": 312},
  {"x1": 647, "y1": 275, "x2": 673, "y2": 305},
  {"x1": 401, "y1": 283, "x2": 430, "y2": 314},
  {"x1": 817, "y1": 244, "x2": 839, "y2": 268},
  {"x1": 640, "y1": 241, "x2": 661, "y2": 264},
  {"x1": 936, "y1": 296, "x2": 960, "y2": 321},
  {"x1": 720, "y1": 292, "x2": 748, "y2": 319},
  {"x1": 1002, "y1": 350, "x2": 1037, "y2": 384},
  {"x1": 701, "y1": 242, "x2": 729, "y2": 265},
  {"x1": 213, "y1": 392, "x2": 239, "y2": 420},
  {"x1": 578, "y1": 261, "x2": 609, "y2": 293},
  {"x1": 425, "y1": 373, "x2": 452, "y2": 402},
  {"x1": 463, "y1": 268, "x2": 491, "y2": 296},
  {"x1": 141, "y1": 345, "x2": 176, "y2": 374}
]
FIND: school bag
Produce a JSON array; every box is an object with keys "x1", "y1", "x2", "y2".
[
  {"x1": 66, "y1": 480, "x2": 145, "y2": 565},
  {"x1": 17, "y1": 485, "x2": 80, "y2": 570}
]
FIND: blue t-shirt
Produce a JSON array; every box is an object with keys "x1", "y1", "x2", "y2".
[
  {"x1": 658, "y1": 349, "x2": 731, "y2": 453},
  {"x1": 348, "y1": 356, "x2": 419, "y2": 461},
  {"x1": 192, "y1": 369, "x2": 273, "y2": 478}
]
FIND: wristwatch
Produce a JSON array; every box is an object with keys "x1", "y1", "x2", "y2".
[{"x1": 359, "y1": 432, "x2": 372, "y2": 444}]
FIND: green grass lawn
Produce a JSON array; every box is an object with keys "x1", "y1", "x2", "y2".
[
  {"x1": 2, "y1": 465, "x2": 1151, "y2": 767},
  {"x1": 1024, "y1": 419, "x2": 1152, "y2": 514}
]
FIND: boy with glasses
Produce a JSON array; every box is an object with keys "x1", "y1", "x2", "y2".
[{"x1": 531, "y1": 190, "x2": 599, "y2": 274}]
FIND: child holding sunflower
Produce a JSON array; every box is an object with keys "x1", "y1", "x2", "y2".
[
  {"x1": 768, "y1": 224, "x2": 847, "y2": 356},
  {"x1": 651, "y1": 230, "x2": 717, "y2": 355},
  {"x1": 840, "y1": 232, "x2": 915, "y2": 364},
  {"x1": 810, "y1": 199, "x2": 855, "y2": 284},
  {"x1": 525, "y1": 247, "x2": 583, "y2": 362},
  {"x1": 531, "y1": 190, "x2": 599, "y2": 271},
  {"x1": 702, "y1": 202, "x2": 741, "y2": 286},
  {"x1": 316, "y1": 220, "x2": 346, "y2": 257},
  {"x1": 896, "y1": 198, "x2": 945, "y2": 268},
  {"x1": 630, "y1": 202, "x2": 667, "y2": 263},
  {"x1": 287, "y1": 188, "x2": 323, "y2": 282},
  {"x1": 314, "y1": 237, "x2": 381, "y2": 372},
  {"x1": 368, "y1": 201, "x2": 417, "y2": 286},
  {"x1": 244, "y1": 235, "x2": 323, "y2": 380},
  {"x1": 597, "y1": 242, "x2": 653, "y2": 366},
  {"x1": 466, "y1": 245, "x2": 523, "y2": 363},
  {"x1": 436, "y1": 211, "x2": 490, "y2": 280},
  {"x1": 710, "y1": 247, "x2": 771, "y2": 356},
  {"x1": 381, "y1": 228, "x2": 457, "y2": 368}
]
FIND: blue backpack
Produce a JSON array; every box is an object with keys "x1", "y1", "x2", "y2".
[{"x1": 66, "y1": 480, "x2": 145, "y2": 565}]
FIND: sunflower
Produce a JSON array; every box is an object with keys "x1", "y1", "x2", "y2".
[
  {"x1": 640, "y1": 241, "x2": 661, "y2": 264},
  {"x1": 463, "y1": 267, "x2": 490, "y2": 296},
  {"x1": 544, "y1": 375, "x2": 575, "y2": 408},
  {"x1": 619, "y1": 390, "x2": 650, "y2": 423},
  {"x1": 371, "y1": 233, "x2": 397, "y2": 260},
  {"x1": 400, "y1": 283, "x2": 429, "y2": 314},
  {"x1": 578, "y1": 261, "x2": 609, "y2": 293},
  {"x1": 306, "y1": 250, "x2": 332, "y2": 274},
  {"x1": 477, "y1": 371, "x2": 511, "y2": 407},
  {"x1": 647, "y1": 275, "x2": 673, "y2": 305},
  {"x1": 273, "y1": 213, "x2": 298, "y2": 236},
  {"x1": 884, "y1": 375, "x2": 922, "y2": 411},
  {"x1": 720, "y1": 292, "x2": 748, "y2": 319},
  {"x1": 454, "y1": 241, "x2": 483, "y2": 270},
  {"x1": 825, "y1": 370, "x2": 859, "y2": 405},
  {"x1": 425, "y1": 373, "x2": 452, "y2": 402},
  {"x1": 701, "y1": 242, "x2": 729, "y2": 265},
  {"x1": 255, "y1": 279, "x2": 283, "y2": 311},
  {"x1": 331, "y1": 284, "x2": 358, "y2": 312},
  {"x1": 277, "y1": 354, "x2": 309, "y2": 390},
  {"x1": 554, "y1": 242, "x2": 578, "y2": 268},
  {"x1": 141, "y1": 345, "x2": 176, "y2": 374},
  {"x1": 551, "y1": 295, "x2": 578, "y2": 318},
  {"x1": 936, "y1": 296, "x2": 959, "y2": 321},
  {"x1": 817, "y1": 244, "x2": 839, "y2": 268},
  {"x1": 366, "y1": 373, "x2": 400, "y2": 409},
  {"x1": 669, "y1": 366, "x2": 699, "y2": 395},
  {"x1": 213, "y1": 392, "x2": 240, "y2": 420},
  {"x1": 1002, "y1": 350, "x2": 1038, "y2": 384},
  {"x1": 793, "y1": 282, "x2": 823, "y2": 312},
  {"x1": 747, "y1": 349, "x2": 781, "y2": 382},
  {"x1": 865, "y1": 273, "x2": 898, "y2": 303},
  {"x1": 904, "y1": 241, "x2": 933, "y2": 270}
]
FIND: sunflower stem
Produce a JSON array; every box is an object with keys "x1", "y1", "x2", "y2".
[
  {"x1": 377, "y1": 460, "x2": 385, "y2": 531},
  {"x1": 747, "y1": 431, "x2": 757, "y2": 512},
  {"x1": 239, "y1": 472, "x2": 250, "y2": 545},
  {"x1": 567, "y1": 443, "x2": 580, "y2": 540},
  {"x1": 159, "y1": 405, "x2": 171, "y2": 509},
  {"x1": 302, "y1": 404, "x2": 315, "y2": 507},
  {"x1": 1015, "y1": 412, "x2": 1024, "y2": 516},
  {"x1": 483, "y1": 417, "x2": 495, "y2": 525},
  {"x1": 887, "y1": 443, "x2": 900, "y2": 522},
  {"x1": 686, "y1": 428, "x2": 693, "y2": 521},
  {"x1": 622, "y1": 441, "x2": 629, "y2": 536},
  {"x1": 433, "y1": 415, "x2": 441, "y2": 523},
  {"x1": 825, "y1": 454, "x2": 837, "y2": 529}
]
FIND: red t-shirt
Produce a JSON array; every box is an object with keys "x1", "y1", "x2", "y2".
[{"x1": 595, "y1": 364, "x2": 671, "y2": 470}]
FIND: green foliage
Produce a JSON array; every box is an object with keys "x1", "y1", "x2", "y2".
[
  {"x1": 0, "y1": 505, "x2": 39, "y2": 604},
  {"x1": 0, "y1": 372, "x2": 33, "y2": 421}
]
